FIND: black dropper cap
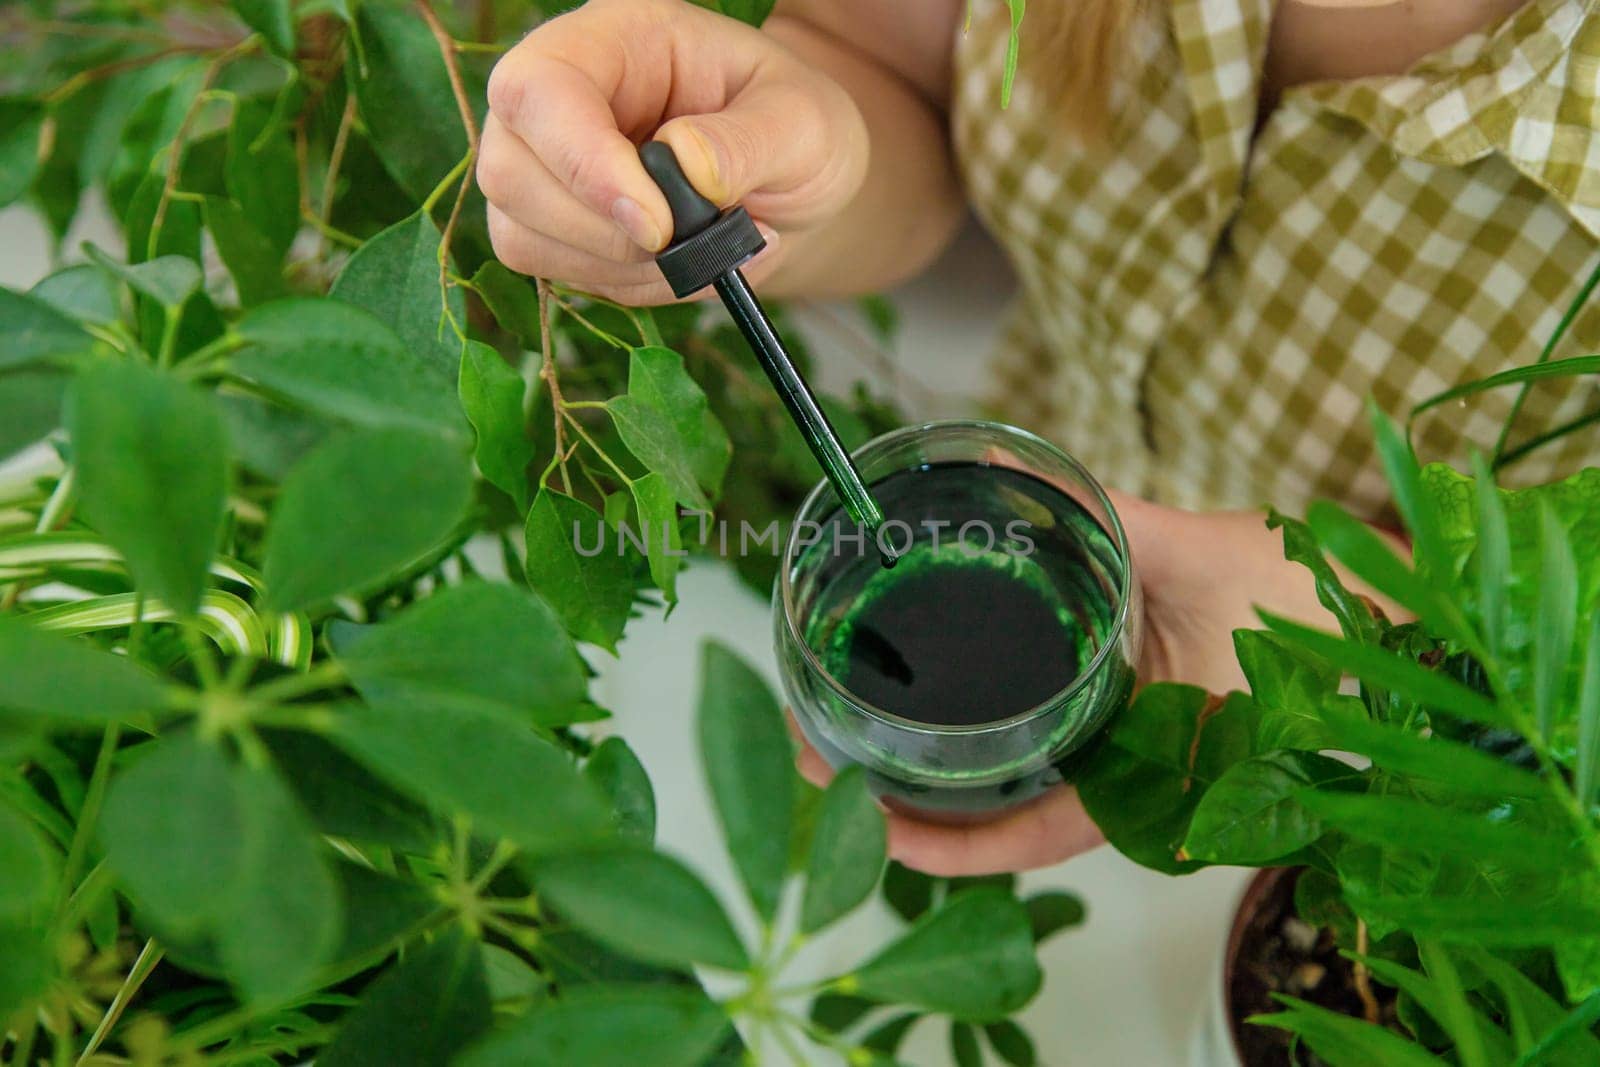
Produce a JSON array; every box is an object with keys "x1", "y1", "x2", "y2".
[{"x1": 638, "y1": 140, "x2": 767, "y2": 298}]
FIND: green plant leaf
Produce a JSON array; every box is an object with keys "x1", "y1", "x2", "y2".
[
  {"x1": 801, "y1": 766, "x2": 886, "y2": 933},
  {"x1": 67, "y1": 361, "x2": 227, "y2": 615},
  {"x1": 1471, "y1": 453, "x2": 1510, "y2": 657},
  {"x1": 1022, "y1": 892, "x2": 1084, "y2": 943},
  {"x1": 523, "y1": 489, "x2": 633, "y2": 652},
  {"x1": 951, "y1": 1022, "x2": 982, "y2": 1067},
  {"x1": 261, "y1": 427, "x2": 472, "y2": 611},
  {"x1": 319, "y1": 927, "x2": 493, "y2": 1067},
  {"x1": 984, "y1": 1020, "x2": 1036, "y2": 1066},
  {"x1": 459, "y1": 340, "x2": 533, "y2": 510},
  {"x1": 1579, "y1": 612, "x2": 1600, "y2": 810},
  {"x1": 233, "y1": 298, "x2": 465, "y2": 438},
  {"x1": 264, "y1": 731, "x2": 435, "y2": 852},
  {"x1": 0, "y1": 922, "x2": 52, "y2": 1020},
  {"x1": 810, "y1": 992, "x2": 875, "y2": 1032},
  {"x1": 218, "y1": 762, "x2": 342, "y2": 1003},
  {"x1": 1370, "y1": 402, "x2": 1451, "y2": 589},
  {"x1": 226, "y1": 97, "x2": 300, "y2": 256},
  {"x1": 332, "y1": 581, "x2": 588, "y2": 725},
  {"x1": 861, "y1": 1012, "x2": 920, "y2": 1055},
  {"x1": 697, "y1": 640, "x2": 792, "y2": 921},
  {"x1": 1077, "y1": 686, "x2": 1259, "y2": 873},
  {"x1": 1321, "y1": 714, "x2": 1545, "y2": 798},
  {"x1": 0, "y1": 99, "x2": 44, "y2": 209},
  {"x1": 458, "y1": 984, "x2": 730, "y2": 1067},
  {"x1": 219, "y1": 393, "x2": 329, "y2": 480},
  {"x1": 529, "y1": 845, "x2": 749, "y2": 972},
  {"x1": 1252, "y1": 995, "x2": 1449, "y2": 1067},
  {"x1": 1412, "y1": 355, "x2": 1600, "y2": 421},
  {"x1": 1259, "y1": 613, "x2": 1507, "y2": 728},
  {"x1": 29, "y1": 265, "x2": 119, "y2": 325},
  {"x1": 584, "y1": 737, "x2": 656, "y2": 844},
  {"x1": 630, "y1": 472, "x2": 683, "y2": 601},
  {"x1": 0, "y1": 799, "x2": 53, "y2": 922},
  {"x1": 349, "y1": 5, "x2": 469, "y2": 201},
  {"x1": 469, "y1": 261, "x2": 540, "y2": 347},
  {"x1": 850, "y1": 887, "x2": 1042, "y2": 1021},
  {"x1": 1517, "y1": 990, "x2": 1600, "y2": 1067},
  {"x1": 1184, "y1": 751, "x2": 1361, "y2": 865},
  {"x1": 204, "y1": 197, "x2": 287, "y2": 306},
  {"x1": 328, "y1": 861, "x2": 438, "y2": 966},
  {"x1": 0, "y1": 616, "x2": 167, "y2": 722},
  {"x1": 1267, "y1": 509, "x2": 1384, "y2": 645},
  {"x1": 607, "y1": 346, "x2": 731, "y2": 510},
  {"x1": 233, "y1": 0, "x2": 295, "y2": 56},
  {"x1": 1346, "y1": 891, "x2": 1600, "y2": 945},
  {"x1": 332, "y1": 703, "x2": 611, "y2": 855},
  {"x1": 331, "y1": 211, "x2": 465, "y2": 378},
  {"x1": 0, "y1": 369, "x2": 66, "y2": 462},
  {"x1": 86, "y1": 245, "x2": 201, "y2": 309},
  {"x1": 1535, "y1": 503, "x2": 1577, "y2": 739},
  {"x1": 0, "y1": 286, "x2": 95, "y2": 370},
  {"x1": 1458, "y1": 946, "x2": 1600, "y2": 1064},
  {"x1": 1299, "y1": 791, "x2": 1573, "y2": 870}
]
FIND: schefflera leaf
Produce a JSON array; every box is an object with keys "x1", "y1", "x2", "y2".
[
  {"x1": 607, "y1": 346, "x2": 731, "y2": 511},
  {"x1": 459, "y1": 984, "x2": 730, "y2": 1067},
  {"x1": 68, "y1": 360, "x2": 229, "y2": 616},
  {"x1": 330, "y1": 582, "x2": 590, "y2": 726},
  {"x1": 800, "y1": 765, "x2": 886, "y2": 933},
  {"x1": 697, "y1": 640, "x2": 792, "y2": 922},
  {"x1": 100, "y1": 735, "x2": 342, "y2": 1003},
  {"x1": 0, "y1": 616, "x2": 169, "y2": 723}
]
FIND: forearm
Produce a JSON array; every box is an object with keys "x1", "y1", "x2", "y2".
[{"x1": 757, "y1": 13, "x2": 965, "y2": 297}]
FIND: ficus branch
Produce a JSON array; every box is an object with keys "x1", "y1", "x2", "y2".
[
  {"x1": 537, "y1": 278, "x2": 574, "y2": 493},
  {"x1": 417, "y1": 0, "x2": 482, "y2": 328}
]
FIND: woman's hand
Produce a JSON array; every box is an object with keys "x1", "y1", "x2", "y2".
[
  {"x1": 478, "y1": 0, "x2": 870, "y2": 304},
  {"x1": 795, "y1": 492, "x2": 1404, "y2": 876}
]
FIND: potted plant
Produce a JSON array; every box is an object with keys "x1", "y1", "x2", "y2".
[
  {"x1": 0, "y1": 2, "x2": 1072, "y2": 1063},
  {"x1": 1076, "y1": 379, "x2": 1600, "y2": 1063}
]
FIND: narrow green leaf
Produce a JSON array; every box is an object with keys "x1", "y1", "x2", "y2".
[
  {"x1": 0, "y1": 800, "x2": 53, "y2": 921},
  {"x1": 1578, "y1": 612, "x2": 1600, "y2": 809},
  {"x1": 630, "y1": 472, "x2": 683, "y2": 601},
  {"x1": 1260, "y1": 613, "x2": 1506, "y2": 728},
  {"x1": 331, "y1": 211, "x2": 465, "y2": 378},
  {"x1": 85, "y1": 245, "x2": 200, "y2": 309},
  {"x1": 1370, "y1": 402, "x2": 1450, "y2": 590},
  {"x1": 333, "y1": 582, "x2": 588, "y2": 725},
  {"x1": 851, "y1": 887, "x2": 1042, "y2": 1021},
  {"x1": 233, "y1": 298, "x2": 464, "y2": 437},
  {"x1": 1299, "y1": 791, "x2": 1574, "y2": 870},
  {"x1": 1320, "y1": 714, "x2": 1545, "y2": 798},
  {"x1": 1267, "y1": 509, "x2": 1383, "y2": 644},
  {"x1": 0, "y1": 99, "x2": 44, "y2": 209},
  {"x1": 332, "y1": 704, "x2": 611, "y2": 856},
  {"x1": 1516, "y1": 991, "x2": 1600, "y2": 1067},
  {"x1": 951, "y1": 1022, "x2": 982, "y2": 1067},
  {"x1": 261, "y1": 427, "x2": 472, "y2": 611},
  {"x1": 801, "y1": 766, "x2": 886, "y2": 933},
  {"x1": 1183, "y1": 751, "x2": 1360, "y2": 865},
  {"x1": 1535, "y1": 503, "x2": 1577, "y2": 739},
  {"x1": 459, "y1": 985, "x2": 730, "y2": 1067},
  {"x1": 459, "y1": 340, "x2": 533, "y2": 511},
  {"x1": 1345, "y1": 892, "x2": 1600, "y2": 945},
  {"x1": 523, "y1": 489, "x2": 633, "y2": 652},
  {"x1": 204, "y1": 197, "x2": 287, "y2": 306},
  {"x1": 585, "y1": 737, "x2": 657, "y2": 844},
  {"x1": 1407, "y1": 944, "x2": 1496, "y2": 1067},
  {"x1": 233, "y1": 0, "x2": 295, "y2": 56},
  {"x1": 606, "y1": 346, "x2": 730, "y2": 510},
  {"x1": 0, "y1": 617, "x2": 168, "y2": 722},
  {"x1": 0, "y1": 286, "x2": 95, "y2": 370},
  {"x1": 319, "y1": 927, "x2": 493, "y2": 1067},
  {"x1": 1023, "y1": 892, "x2": 1084, "y2": 943},
  {"x1": 697, "y1": 640, "x2": 792, "y2": 921},
  {"x1": 984, "y1": 1020, "x2": 1036, "y2": 1067},
  {"x1": 68, "y1": 361, "x2": 227, "y2": 614},
  {"x1": 1252, "y1": 996, "x2": 1449, "y2": 1067},
  {"x1": 1471, "y1": 453, "x2": 1510, "y2": 658},
  {"x1": 1462, "y1": 946, "x2": 1600, "y2": 1064},
  {"x1": 1413, "y1": 356, "x2": 1600, "y2": 420},
  {"x1": 530, "y1": 845, "x2": 749, "y2": 972}
]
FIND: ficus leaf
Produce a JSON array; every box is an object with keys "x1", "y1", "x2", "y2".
[
  {"x1": 0, "y1": 286, "x2": 95, "y2": 370},
  {"x1": 29, "y1": 264, "x2": 119, "y2": 325},
  {"x1": 529, "y1": 845, "x2": 749, "y2": 972},
  {"x1": 629, "y1": 472, "x2": 683, "y2": 601},
  {"x1": 850, "y1": 887, "x2": 1042, "y2": 1021},
  {"x1": 204, "y1": 197, "x2": 287, "y2": 307},
  {"x1": 261, "y1": 426, "x2": 473, "y2": 611},
  {"x1": 67, "y1": 360, "x2": 228, "y2": 616},
  {"x1": 85, "y1": 245, "x2": 201, "y2": 309},
  {"x1": 606, "y1": 346, "x2": 731, "y2": 510},
  {"x1": 332, "y1": 581, "x2": 589, "y2": 725},
  {"x1": 801, "y1": 765, "x2": 886, "y2": 933},
  {"x1": 0, "y1": 99, "x2": 45, "y2": 210},
  {"x1": 523, "y1": 489, "x2": 634, "y2": 652},
  {"x1": 331, "y1": 211, "x2": 465, "y2": 379},
  {"x1": 459, "y1": 339, "x2": 533, "y2": 511},
  {"x1": 697, "y1": 640, "x2": 792, "y2": 921},
  {"x1": 225, "y1": 97, "x2": 299, "y2": 256},
  {"x1": 458, "y1": 984, "x2": 730, "y2": 1067},
  {"x1": 349, "y1": 5, "x2": 469, "y2": 201},
  {"x1": 232, "y1": 0, "x2": 295, "y2": 57}
]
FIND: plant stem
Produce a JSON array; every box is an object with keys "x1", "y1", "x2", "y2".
[
  {"x1": 561, "y1": 409, "x2": 633, "y2": 486},
  {"x1": 248, "y1": 661, "x2": 346, "y2": 704},
  {"x1": 417, "y1": 0, "x2": 482, "y2": 339},
  {"x1": 1352, "y1": 921, "x2": 1379, "y2": 1025},
  {"x1": 536, "y1": 280, "x2": 573, "y2": 493},
  {"x1": 54, "y1": 723, "x2": 122, "y2": 926},
  {"x1": 318, "y1": 94, "x2": 358, "y2": 255},
  {"x1": 78, "y1": 940, "x2": 164, "y2": 1063}
]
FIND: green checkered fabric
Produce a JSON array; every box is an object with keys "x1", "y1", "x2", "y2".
[{"x1": 952, "y1": 0, "x2": 1600, "y2": 517}]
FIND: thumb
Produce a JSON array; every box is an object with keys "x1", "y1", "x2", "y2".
[{"x1": 652, "y1": 76, "x2": 865, "y2": 233}]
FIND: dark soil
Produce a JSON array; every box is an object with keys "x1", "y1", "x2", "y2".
[{"x1": 1228, "y1": 869, "x2": 1401, "y2": 1067}]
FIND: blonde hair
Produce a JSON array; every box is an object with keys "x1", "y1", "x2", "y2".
[{"x1": 1018, "y1": 0, "x2": 1141, "y2": 143}]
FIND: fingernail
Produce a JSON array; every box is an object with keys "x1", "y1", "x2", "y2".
[
  {"x1": 678, "y1": 122, "x2": 726, "y2": 203},
  {"x1": 611, "y1": 196, "x2": 664, "y2": 251}
]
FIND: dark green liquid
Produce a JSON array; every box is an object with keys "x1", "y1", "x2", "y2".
[{"x1": 804, "y1": 459, "x2": 1120, "y2": 710}]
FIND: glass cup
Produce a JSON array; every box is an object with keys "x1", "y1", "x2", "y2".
[{"x1": 774, "y1": 420, "x2": 1142, "y2": 824}]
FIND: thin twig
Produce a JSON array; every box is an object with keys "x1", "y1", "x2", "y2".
[
  {"x1": 537, "y1": 279, "x2": 573, "y2": 493},
  {"x1": 44, "y1": 46, "x2": 209, "y2": 105},
  {"x1": 1353, "y1": 920, "x2": 1380, "y2": 1025},
  {"x1": 150, "y1": 38, "x2": 258, "y2": 254},
  {"x1": 317, "y1": 94, "x2": 358, "y2": 256},
  {"x1": 417, "y1": 0, "x2": 482, "y2": 321}
]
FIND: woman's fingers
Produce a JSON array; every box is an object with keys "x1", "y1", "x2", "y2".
[{"x1": 884, "y1": 786, "x2": 1105, "y2": 877}]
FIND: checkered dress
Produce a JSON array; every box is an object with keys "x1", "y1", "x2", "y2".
[{"x1": 952, "y1": 0, "x2": 1600, "y2": 517}]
